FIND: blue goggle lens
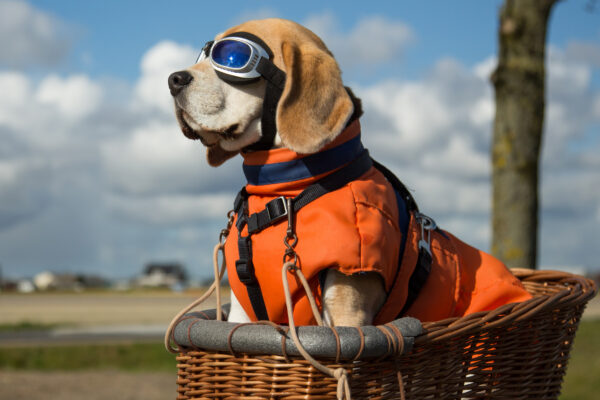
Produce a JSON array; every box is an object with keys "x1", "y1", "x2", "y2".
[{"x1": 211, "y1": 40, "x2": 251, "y2": 69}]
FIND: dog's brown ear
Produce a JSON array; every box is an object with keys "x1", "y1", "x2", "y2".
[
  {"x1": 276, "y1": 41, "x2": 354, "y2": 153},
  {"x1": 207, "y1": 146, "x2": 239, "y2": 167}
]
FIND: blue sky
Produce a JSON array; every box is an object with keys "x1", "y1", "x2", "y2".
[
  {"x1": 1, "y1": 0, "x2": 599, "y2": 281},
  {"x1": 24, "y1": 0, "x2": 600, "y2": 85}
]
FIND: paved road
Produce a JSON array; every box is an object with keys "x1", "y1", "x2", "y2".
[
  {"x1": 0, "y1": 291, "x2": 219, "y2": 346},
  {"x1": 0, "y1": 292, "x2": 218, "y2": 326}
]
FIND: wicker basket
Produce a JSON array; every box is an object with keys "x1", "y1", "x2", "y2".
[{"x1": 174, "y1": 269, "x2": 597, "y2": 399}]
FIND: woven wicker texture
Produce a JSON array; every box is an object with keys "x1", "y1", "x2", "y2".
[{"x1": 175, "y1": 269, "x2": 597, "y2": 399}]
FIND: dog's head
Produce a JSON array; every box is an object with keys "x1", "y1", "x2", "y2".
[{"x1": 168, "y1": 18, "x2": 355, "y2": 166}]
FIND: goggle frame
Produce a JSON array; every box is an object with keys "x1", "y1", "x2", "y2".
[{"x1": 197, "y1": 36, "x2": 271, "y2": 81}]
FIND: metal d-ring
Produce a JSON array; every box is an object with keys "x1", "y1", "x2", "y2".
[
  {"x1": 219, "y1": 209, "x2": 236, "y2": 245},
  {"x1": 283, "y1": 198, "x2": 299, "y2": 266},
  {"x1": 415, "y1": 212, "x2": 436, "y2": 256}
]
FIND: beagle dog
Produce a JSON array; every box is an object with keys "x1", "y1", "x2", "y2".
[{"x1": 168, "y1": 18, "x2": 531, "y2": 327}]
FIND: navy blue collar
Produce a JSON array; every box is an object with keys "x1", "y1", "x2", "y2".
[{"x1": 243, "y1": 134, "x2": 364, "y2": 186}]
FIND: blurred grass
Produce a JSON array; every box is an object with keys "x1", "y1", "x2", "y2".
[
  {"x1": 0, "y1": 321, "x2": 65, "y2": 332},
  {"x1": 0, "y1": 320, "x2": 597, "y2": 397},
  {"x1": 559, "y1": 319, "x2": 600, "y2": 400},
  {"x1": 0, "y1": 343, "x2": 176, "y2": 372}
]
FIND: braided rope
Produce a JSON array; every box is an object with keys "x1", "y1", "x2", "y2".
[
  {"x1": 164, "y1": 243, "x2": 226, "y2": 353},
  {"x1": 281, "y1": 261, "x2": 351, "y2": 400}
]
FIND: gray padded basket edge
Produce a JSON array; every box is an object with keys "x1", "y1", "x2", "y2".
[{"x1": 172, "y1": 307, "x2": 423, "y2": 360}]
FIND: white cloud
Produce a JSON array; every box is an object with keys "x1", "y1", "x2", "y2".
[
  {"x1": 0, "y1": 71, "x2": 31, "y2": 128},
  {"x1": 0, "y1": 71, "x2": 30, "y2": 106},
  {"x1": 542, "y1": 45, "x2": 600, "y2": 173},
  {"x1": 100, "y1": 119, "x2": 242, "y2": 197},
  {"x1": 35, "y1": 74, "x2": 103, "y2": 120},
  {"x1": 304, "y1": 13, "x2": 414, "y2": 70},
  {"x1": 0, "y1": 70, "x2": 107, "y2": 149},
  {"x1": 107, "y1": 193, "x2": 233, "y2": 225},
  {"x1": 0, "y1": 159, "x2": 51, "y2": 227},
  {"x1": 421, "y1": 135, "x2": 490, "y2": 179},
  {"x1": 358, "y1": 58, "x2": 493, "y2": 164},
  {"x1": 473, "y1": 56, "x2": 497, "y2": 81},
  {"x1": 0, "y1": 0, "x2": 71, "y2": 67},
  {"x1": 548, "y1": 45, "x2": 591, "y2": 94},
  {"x1": 564, "y1": 40, "x2": 600, "y2": 68},
  {"x1": 594, "y1": 95, "x2": 600, "y2": 119},
  {"x1": 360, "y1": 80, "x2": 452, "y2": 152}
]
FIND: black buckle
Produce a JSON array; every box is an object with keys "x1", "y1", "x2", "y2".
[
  {"x1": 233, "y1": 188, "x2": 247, "y2": 214},
  {"x1": 236, "y1": 259, "x2": 256, "y2": 285},
  {"x1": 236, "y1": 214, "x2": 247, "y2": 232},
  {"x1": 265, "y1": 196, "x2": 288, "y2": 224},
  {"x1": 247, "y1": 196, "x2": 289, "y2": 235}
]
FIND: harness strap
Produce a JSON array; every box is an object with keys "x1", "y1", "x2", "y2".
[
  {"x1": 371, "y1": 159, "x2": 418, "y2": 213},
  {"x1": 400, "y1": 247, "x2": 432, "y2": 316},
  {"x1": 370, "y1": 161, "x2": 433, "y2": 315}
]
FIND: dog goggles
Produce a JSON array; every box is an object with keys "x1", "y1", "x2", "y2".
[{"x1": 197, "y1": 36, "x2": 271, "y2": 81}]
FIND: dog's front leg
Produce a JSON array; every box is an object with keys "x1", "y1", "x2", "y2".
[{"x1": 322, "y1": 269, "x2": 386, "y2": 327}]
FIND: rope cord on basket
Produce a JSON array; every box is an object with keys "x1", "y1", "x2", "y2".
[
  {"x1": 226, "y1": 320, "x2": 288, "y2": 356},
  {"x1": 281, "y1": 261, "x2": 352, "y2": 400},
  {"x1": 164, "y1": 242, "x2": 226, "y2": 353}
]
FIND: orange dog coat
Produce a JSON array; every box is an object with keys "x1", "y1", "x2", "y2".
[{"x1": 225, "y1": 120, "x2": 532, "y2": 325}]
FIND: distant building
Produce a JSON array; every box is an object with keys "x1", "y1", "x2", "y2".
[
  {"x1": 34, "y1": 271, "x2": 61, "y2": 291},
  {"x1": 16, "y1": 279, "x2": 35, "y2": 293},
  {"x1": 135, "y1": 262, "x2": 188, "y2": 289},
  {"x1": 33, "y1": 271, "x2": 109, "y2": 291}
]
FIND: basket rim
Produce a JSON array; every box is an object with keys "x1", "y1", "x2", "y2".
[
  {"x1": 172, "y1": 269, "x2": 597, "y2": 359},
  {"x1": 173, "y1": 312, "x2": 423, "y2": 360}
]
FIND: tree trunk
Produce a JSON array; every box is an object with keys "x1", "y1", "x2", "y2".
[{"x1": 491, "y1": 0, "x2": 559, "y2": 269}]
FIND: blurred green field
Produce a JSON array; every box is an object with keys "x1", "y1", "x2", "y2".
[
  {"x1": 559, "y1": 319, "x2": 600, "y2": 400},
  {"x1": 1, "y1": 320, "x2": 598, "y2": 399},
  {"x1": 0, "y1": 342, "x2": 175, "y2": 372}
]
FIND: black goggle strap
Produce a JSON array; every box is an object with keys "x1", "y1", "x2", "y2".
[
  {"x1": 200, "y1": 40, "x2": 214, "y2": 60},
  {"x1": 243, "y1": 78, "x2": 281, "y2": 151},
  {"x1": 256, "y1": 57, "x2": 286, "y2": 91},
  {"x1": 222, "y1": 32, "x2": 286, "y2": 151},
  {"x1": 224, "y1": 31, "x2": 272, "y2": 57}
]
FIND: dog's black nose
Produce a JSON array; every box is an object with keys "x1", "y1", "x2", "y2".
[{"x1": 168, "y1": 71, "x2": 193, "y2": 96}]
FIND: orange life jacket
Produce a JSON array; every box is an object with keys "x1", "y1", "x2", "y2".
[{"x1": 225, "y1": 120, "x2": 532, "y2": 325}]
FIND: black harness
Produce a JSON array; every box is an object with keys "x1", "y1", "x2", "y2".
[{"x1": 232, "y1": 150, "x2": 432, "y2": 321}]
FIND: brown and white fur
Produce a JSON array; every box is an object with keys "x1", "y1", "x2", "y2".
[{"x1": 169, "y1": 18, "x2": 386, "y2": 327}]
